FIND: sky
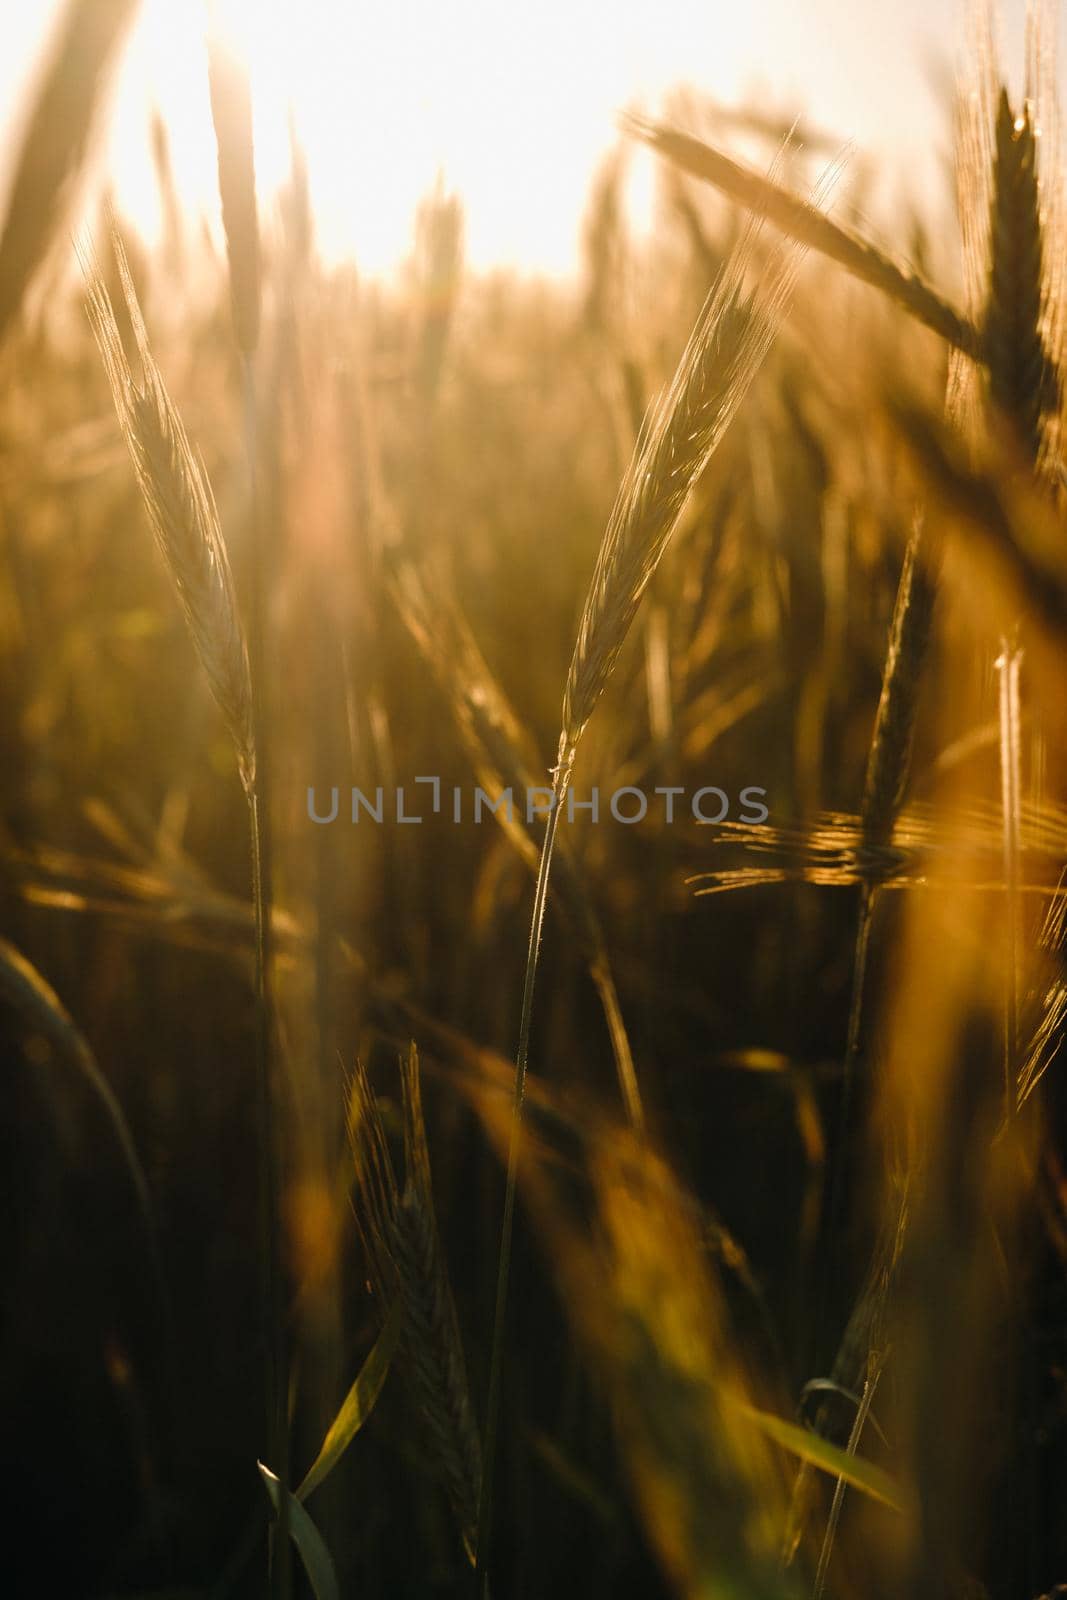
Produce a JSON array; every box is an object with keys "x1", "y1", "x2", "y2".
[{"x1": 0, "y1": 0, "x2": 1053, "y2": 279}]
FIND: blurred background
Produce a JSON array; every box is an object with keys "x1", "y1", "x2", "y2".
[{"x1": 3, "y1": 3, "x2": 1067, "y2": 1599}]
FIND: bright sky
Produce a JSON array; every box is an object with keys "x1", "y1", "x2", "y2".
[{"x1": 0, "y1": 0, "x2": 1052, "y2": 279}]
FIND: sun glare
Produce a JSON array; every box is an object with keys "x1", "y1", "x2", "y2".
[
  {"x1": 102, "y1": 0, "x2": 694, "y2": 277},
  {"x1": 3, "y1": 0, "x2": 972, "y2": 282}
]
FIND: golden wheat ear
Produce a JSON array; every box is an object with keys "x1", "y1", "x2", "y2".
[
  {"x1": 84, "y1": 233, "x2": 256, "y2": 794},
  {"x1": 983, "y1": 89, "x2": 1061, "y2": 467},
  {"x1": 561, "y1": 211, "x2": 799, "y2": 757}
]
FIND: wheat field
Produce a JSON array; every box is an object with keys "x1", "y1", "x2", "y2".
[{"x1": 2, "y1": 3, "x2": 1067, "y2": 1598}]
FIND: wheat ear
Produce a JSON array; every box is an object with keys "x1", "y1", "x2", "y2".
[
  {"x1": 349, "y1": 1049, "x2": 482, "y2": 1564},
  {"x1": 984, "y1": 90, "x2": 1059, "y2": 464},
  {"x1": 983, "y1": 82, "x2": 1061, "y2": 1112},
  {"x1": 562, "y1": 225, "x2": 797, "y2": 755},
  {"x1": 85, "y1": 240, "x2": 255, "y2": 793}
]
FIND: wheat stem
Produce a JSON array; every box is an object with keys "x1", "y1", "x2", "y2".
[
  {"x1": 812, "y1": 1356, "x2": 882, "y2": 1599},
  {"x1": 478, "y1": 215, "x2": 798, "y2": 1586},
  {"x1": 390, "y1": 560, "x2": 644, "y2": 1128},
  {"x1": 476, "y1": 752, "x2": 573, "y2": 1592},
  {"x1": 998, "y1": 633, "x2": 1023, "y2": 1115},
  {"x1": 241, "y1": 353, "x2": 290, "y2": 1598}
]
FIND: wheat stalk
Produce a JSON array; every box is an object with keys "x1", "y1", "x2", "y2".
[
  {"x1": 0, "y1": 0, "x2": 138, "y2": 347},
  {"x1": 824, "y1": 523, "x2": 939, "y2": 1283},
  {"x1": 391, "y1": 558, "x2": 644, "y2": 1129},
  {"x1": 207, "y1": 26, "x2": 261, "y2": 359},
  {"x1": 981, "y1": 78, "x2": 1061, "y2": 1117},
  {"x1": 204, "y1": 33, "x2": 290, "y2": 1573},
  {"x1": 812, "y1": 77, "x2": 1060, "y2": 1529},
  {"x1": 86, "y1": 232, "x2": 293, "y2": 1588},
  {"x1": 477, "y1": 213, "x2": 801, "y2": 1589}
]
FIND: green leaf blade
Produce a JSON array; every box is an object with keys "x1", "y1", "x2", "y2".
[
  {"x1": 736, "y1": 1401, "x2": 904, "y2": 1511},
  {"x1": 258, "y1": 1464, "x2": 340, "y2": 1600},
  {"x1": 296, "y1": 1299, "x2": 402, "y2": 1502}
]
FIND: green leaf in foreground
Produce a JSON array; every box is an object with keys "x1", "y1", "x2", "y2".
[
  {"x1": 258, "y1": 1464, "x2": 340, "y2": 1600},
  {"x1": 296, "y1": 1299, "x2": 402, "y2": 1501},
  {"x1": 735, "y1": 1401, "x2": 904, "y2": 1511}
]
